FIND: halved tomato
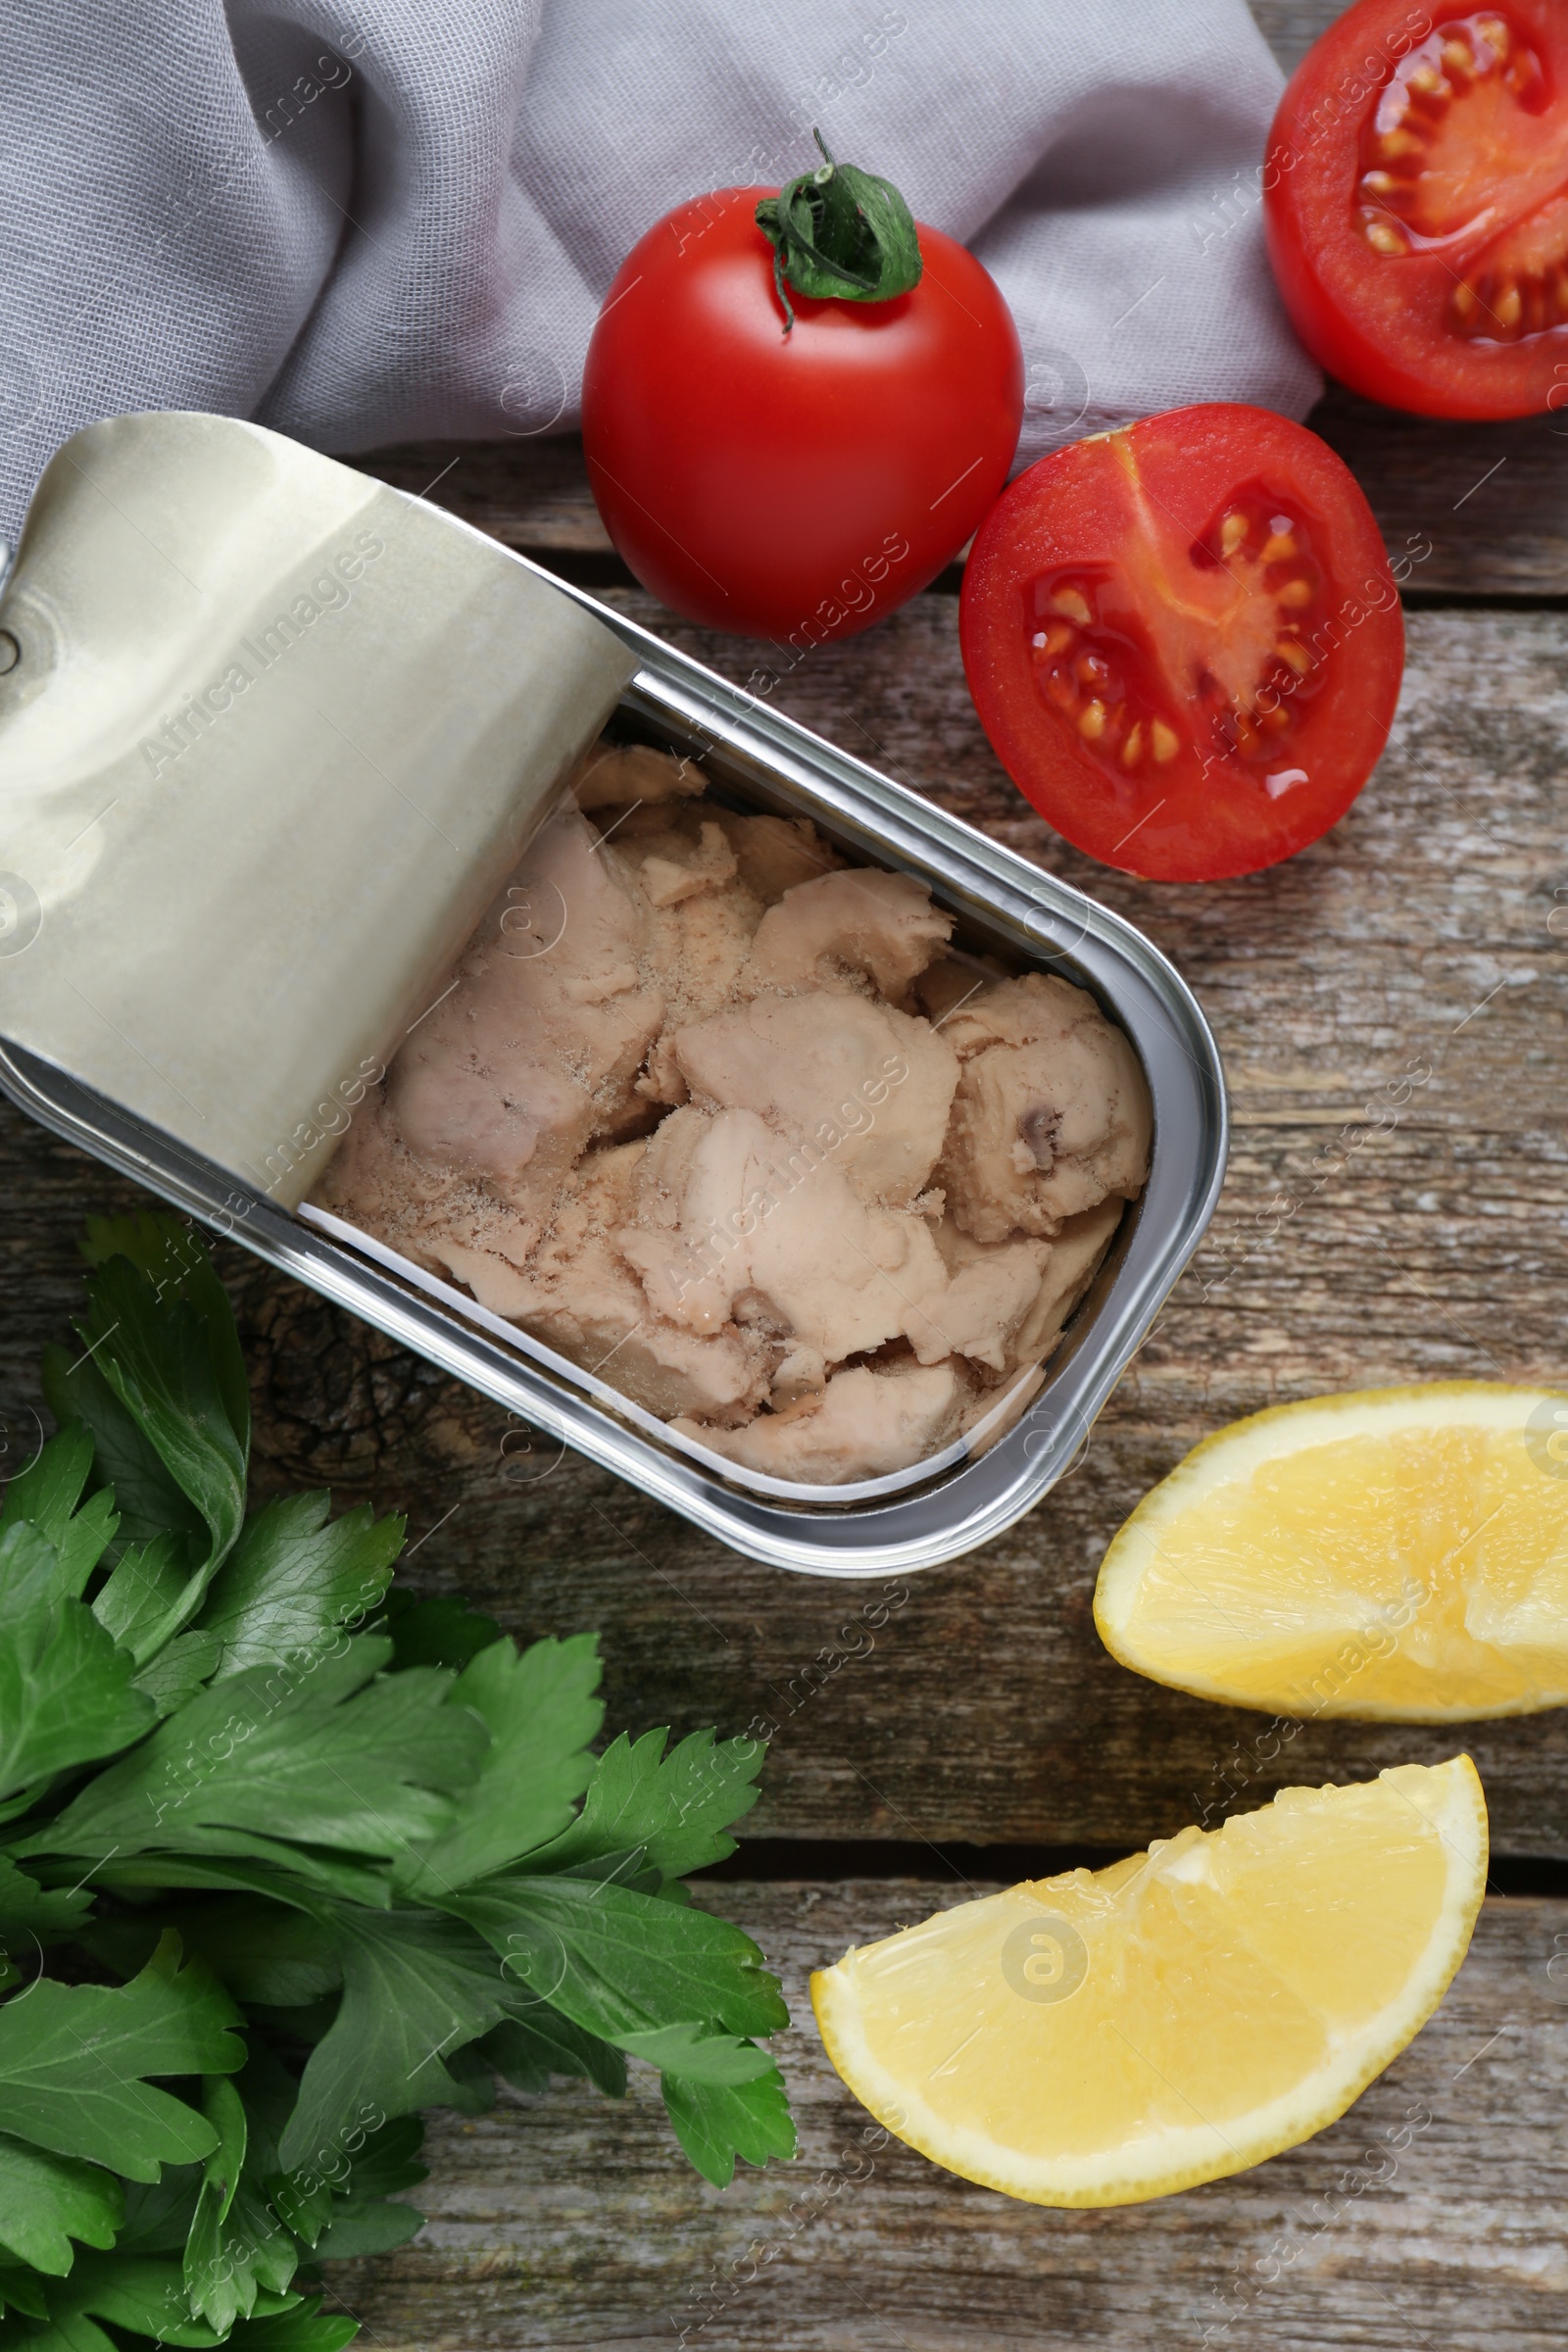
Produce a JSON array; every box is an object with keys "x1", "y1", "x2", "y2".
[
  {"x1": 1266, "y1": 1, "x2": 1568, "y2": 416},
  {"x1": 958, "y1": 406, "x2": 1404, "y2": 882}
]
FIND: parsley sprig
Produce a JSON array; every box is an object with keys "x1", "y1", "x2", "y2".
[{"x1": 0, "y1": 1215, "x2": 793, "y2": 2348}]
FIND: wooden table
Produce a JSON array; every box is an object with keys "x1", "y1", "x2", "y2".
[{"x1": 6, "y1": 4, "x2": 1565, "y2": 2342}]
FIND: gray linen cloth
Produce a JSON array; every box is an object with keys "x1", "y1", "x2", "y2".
[{"x1": 0, "y1": 0, "x2": 1318, "y2": 546}]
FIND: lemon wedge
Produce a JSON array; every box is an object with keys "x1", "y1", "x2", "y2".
[
  {"x1": 1095, "y1": 1384, "x2": 1568, "y2": 1720},
  {"x1": 812, "y1": 1759, "x2": 1486, "y2": 2207}
]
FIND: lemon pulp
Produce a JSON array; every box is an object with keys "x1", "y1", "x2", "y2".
[
  {"x1": 812, "y1": 1757, "x2": 1487, "y2": 2207},
  {"x1": 1095, "y1": 1384, "x2": 1568, "y2": 1720}
]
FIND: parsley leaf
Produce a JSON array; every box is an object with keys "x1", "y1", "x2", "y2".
[
  {"x1": 453, "y1": 1875, "x2": 788, "y2": 2043},
  {"x1": 132, "y1": 1630, "x2": 225, "y2": 1718},
  {"x1": 0, "y1": 1525, "x2": 155, "y2": 1800},
  {"x1": 521, "y1": 1727, "x2": 765, "y2": 1885},
  {"x1": 0, "y1": 2135, "x2": 122, "y2": 2276},
  {"x1": 381, "y1": 1590, "x2": 502, "y2": 1670},
  {"x1": 224, "y1": 2301, "x2": 360, "y2": 2350},
  {"x1": 180, "y1": 2065, "x2": 323, "y2": 2337},
  {"x1": 43, "y1": 1333, "x2": 211, "y2": 1576},
  {"x1": 92, "y1": 1534, "x2": 202, "y2": 1670},
  {"x1": 28, "y1": 1641, "x2": 486, "y2": 1867},
  {"x1": 16, "y1": 2250, "x2": 308, "y2": 2350},
  {"x1": 393, "y1": 1634, "x2": 603, "y2": 1898},
  {"x1": 45, "y1": 1240, "x2": 248, "y2": 1652},
  {"x1": 333, "y1": 2113, "x2": 426, "y2": 2202},
  {"x1": 306, "y1": 2196, "x2": 424, "y2": 2263},
  {"x1": 662, "y1": 2068, "x2": 796, "y2": 2186},
  {"x1": 0, "y1": 1427, "x2": 118, "y2": 1598},
  {"x1": 196, "y1": 1496, "x2": 405, "y2": 1682},
  {"x1": 182, "y1": 2078, "x2": 256, "y2": 2331},
  {"x1": 268, "y1": 2108, "x2": 428, "y2": 2263},
  {"x1": 0, "y1": 1934, "x2": 243, "y2": 2180},
  {"x1": 306, "y1": 2114, "x2": 429, "y2": 2263},
  {"x1": 0, "y1": 1855, "x2": 90, "y2": 1938},
  {"x1": 0, "y1": 1209, "x2": 797, "y2": 2342},
  {"x1": 478, "y1": 2008, "x2": 626, "y2": 2099},
  {"x1": 14, "y1": 2252, "x2": 203, "y2": 2351},
  {"x1": 79, "y1": 1213, "x2": 251, "y2": 1454},
  {"x1": 0, "y1": 1426, "x2": 92, "y2": 1542},
  {"x1": 278, "y1": 1909, "x2": 513, "y2": 2173},
  {"x1": 615, "y1": 2022, "x2": 775, "y2": 2082}
]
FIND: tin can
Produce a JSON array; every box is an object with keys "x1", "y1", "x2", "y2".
[{"x1": 0, "y1": 416, "x2": 1227, "y2": 1576}]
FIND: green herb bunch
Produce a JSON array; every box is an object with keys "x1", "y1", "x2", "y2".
[{"x1": 0, "y1": 1215, "x2": 793, "y2": 2351}]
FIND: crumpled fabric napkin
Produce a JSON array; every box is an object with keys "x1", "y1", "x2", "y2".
[{"x1": 0, "y1": 0, "x2": 1318, "y2": 548}]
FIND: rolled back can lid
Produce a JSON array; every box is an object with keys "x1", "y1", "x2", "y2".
[{"x1": 0, "y1": 411, "x2": 635, "y2": 1206}]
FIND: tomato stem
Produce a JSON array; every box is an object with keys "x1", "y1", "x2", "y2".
[{"x1": 755, "y1": 127, "x2": 923, "y2": 332}]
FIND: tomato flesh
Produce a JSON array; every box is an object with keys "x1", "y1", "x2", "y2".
[
  {"x1": 1361, "y1": 14, "x2": 1553, "y2": 244},
  {"x1": 1028, "y1": 485, "x2": 1332, "y2": 786},
  {"x1": 959, "y1": 406, "x2": 1405, "y2": 883},
  {"x1": 1266, "y1": 1, "x2": 1568, "y2": 416}
]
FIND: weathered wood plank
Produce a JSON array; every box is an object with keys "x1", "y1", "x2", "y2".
[
  {"x1": 324, "y1": 1884, "x2": 1568, "y2": 2350},
  {"x1": 355, "y1": 438, "x2": 611, "y2": 556},
  {"x1": 354, "y1": 388, "x2": 1568, "y2": 605},
  {"x1": 8, "y1": 6, "x2": 1562, "y2": 2319},
  {"x1": 3, "y1": 598, "x2": 1564, "y2": 1856},
  {"x1": 1308, "y1": 388, "x2": 1568, "y2": 602},
  {"x1": 1250, "y1": 0, "x2": 1340, "y2": 77}
]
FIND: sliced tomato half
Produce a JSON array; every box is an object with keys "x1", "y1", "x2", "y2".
[
  {"x1": 1266, "y1": 1, "x2": 1568, "y2": 416},
  {"x1": 958, "y1": 405, "x2": 1405, "y2": 882}
]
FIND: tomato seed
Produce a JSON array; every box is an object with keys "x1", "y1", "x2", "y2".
[{"x1": 1356, "y1": 9, "x2": 1553, "y2": 310}]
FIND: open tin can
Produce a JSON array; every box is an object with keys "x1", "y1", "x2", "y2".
[{"x1": 0, "y1": 412, "x2": 1227, "y2": 1578}]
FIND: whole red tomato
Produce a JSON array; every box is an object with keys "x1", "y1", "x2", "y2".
[
  {"x1": 960, "y1": 405, "x2": 1405, "y2": 882},
  {"x1": 581, "y1": 174, "x2": 1023, "y2": 645},
  {"x1": 1265, "y1": 0, "x2": 1568, "y2": 418}
]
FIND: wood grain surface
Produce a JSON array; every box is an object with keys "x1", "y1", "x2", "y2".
[
  {"x1": 358, "y1": 391, "x2": 1568, "y2": 605},
  {"x1": 6, "y1": 586, "x2": 1554, "y2": 2334},
  {"x1": 3, "y1": 536, "x2": 1564, "y2": 1857},
  {"x1": 3, "y1": 0, "x2": 1564, "y2": 2339},
  {"x1": 323, "y1": 1882, "x2": 1568, "y2": 2352},
  {"x1": 5, "y1": 599, "x2": 1563, "y2": 1863},
  {"x1": 276, "y1": 590, "x2": 1568, "y2": 1858},
  {"x1": 1250, "y1": 0, "x2": 1341, "y2": 74}
]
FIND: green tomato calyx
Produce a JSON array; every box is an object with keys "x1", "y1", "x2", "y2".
[{"x1": 754, "y1": 128, "x2": 923, "y2": 332}]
